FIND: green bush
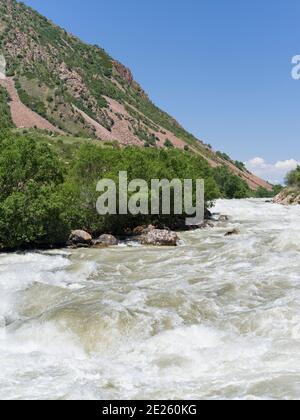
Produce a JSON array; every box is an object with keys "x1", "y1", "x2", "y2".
[
  {"x1": 254, "y1": 186, "x2": 283, "y2": 198},
  {"x1": 212, "y1": 166, "x2": 250, "y2": 199},
  {"x1": 272, "y1": 184, "x2": 283, "y2": 195},
  {"x1": 0, "y1": 183, "x2": 69, "y2": 249},
  {"x1": 235, "y1": 161, "x2": 246, "y2": 172},
  {"x1": 16, "y1": 84, "x2": 48, "y2": 118}
]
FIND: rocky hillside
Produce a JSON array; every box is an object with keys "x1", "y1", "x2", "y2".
[{"x1": 0, "y1": 0, "x2": 271, "y2": 191}]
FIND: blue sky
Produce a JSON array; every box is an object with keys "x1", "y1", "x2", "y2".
[{"x1": 23, "y1": 0, "x2": 300, "y2": 182}]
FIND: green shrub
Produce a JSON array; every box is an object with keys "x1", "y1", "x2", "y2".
[
  {"x1": 286, "y1": 166, "x2": 300, "y2": 188},
  {"x1": 216, "y1": 151, "x2": 232, "y2": 162},
  {"x1": 0, "y1": 130, "x2": 251, "y2": 250},
  {"x1": 253, "y1": 184, "x2": 283, "y2": 198},
  {"x1": 0, "y1": 132, "x2": 66, "y2": 249}
]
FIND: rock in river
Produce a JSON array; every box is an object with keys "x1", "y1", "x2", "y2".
[
  {"x1": 140, "y1": 229, "x2": 179, "y2": 246},
  {"x1": 93, "y1": 234, "x2": 119, "y2": 247}
]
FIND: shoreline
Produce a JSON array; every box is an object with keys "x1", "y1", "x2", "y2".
[
  {"x1": 0, "y1": 213, "x2": 228, "y2": 254},
  {"x1": 2, "y1": 198, "x2": 289, "y2": 255}
]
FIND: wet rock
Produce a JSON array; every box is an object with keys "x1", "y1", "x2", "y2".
[
  {"x1": 225, "y1": 229, "x2": 240, "y2": 237},
  {"x1": 68, "y1": 230, "x2": 92, "y2": 247},
  {"x1": 205, "y1": 208, "x2": 213, "y2": 220},
  {"x1": 211, "y1": 213, "x2": 229, "y2": 222},
  {"x1": 140, "y1": 229, "x2": 180, "y2": 246},
  {"x1": 198, "y1": 220, "x2": 215, "y2": 229},
  {"x1": 273, "y1": 190, "x2": 300, "y2": 205},
  {"x1": 133, "y1": 225, "x2": 155, "y2": 235},
  {"x1": 93, "y1": 234, "x2": 118, "y2": 247}
]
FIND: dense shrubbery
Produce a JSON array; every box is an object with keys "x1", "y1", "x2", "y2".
[
  {"x1": 216, "y1": 151, "x2": 232, "y2": 162},
  {"x1": 15, "y1": 81, "x2": 48, "y2": 118},
  {"x1": 0, "y1": 131, "x2": 68, "y2": 249},
  {"x1": 234, "y1": 161, "x2": 246, "y2": 172},
  {"x1": 0, "y1": 130, "x2": 256, "y2": 250}
]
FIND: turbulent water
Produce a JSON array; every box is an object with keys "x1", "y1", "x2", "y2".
[{"x1": 1, "y1": 199, "x2": 300, "y2": 400}]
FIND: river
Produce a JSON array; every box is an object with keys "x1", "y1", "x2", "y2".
[{"x1": 0, "y1": 199, "x2": 300, "y2": 400}]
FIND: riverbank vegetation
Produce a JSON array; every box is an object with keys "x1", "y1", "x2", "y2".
[{"x1": 0, "y1": 129, "x2": 277, "y2": 250}]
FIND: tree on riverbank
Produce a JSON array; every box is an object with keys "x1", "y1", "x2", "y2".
[
  {"x1": 0, "y1": 130, "x2": 256, "y2": 250},
  {"x1": 286, "y1": 166, "x2": 300, "y2": 188}
]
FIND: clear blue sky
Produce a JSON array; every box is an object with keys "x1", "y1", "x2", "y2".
[{"x1": 23, "y1": 0, "x2": 300, "y2": 182}]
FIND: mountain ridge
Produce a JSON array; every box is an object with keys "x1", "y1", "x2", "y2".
[{"x1": 0, "y1": 0, "x2": 272, "y2": 191}]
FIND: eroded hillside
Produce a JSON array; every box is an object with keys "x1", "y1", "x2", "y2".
[{"x1": 0, "y1": 0, "x2": 272, "y2": 191}]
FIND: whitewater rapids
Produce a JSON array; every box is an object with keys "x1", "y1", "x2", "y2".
[{"x1": 1, "y1": 199, "x2": 300, "y2": 400}]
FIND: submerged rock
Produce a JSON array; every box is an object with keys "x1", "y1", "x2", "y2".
[
  {"x1": 198, "y1": 220, "x2": 215, "y2": 229},
  {"x1": 93, "y1": 234, "x2": 119, "y2": 247},
  {"x1": 225, "y1": 229, "x2": 240, "y2": 237},
  {"x1": 140, "y1": 229, "x2": 180, "y2": 246},
  {"x1": 273, "y1": 189, "x2": 300, "y2": 205},
  {"x1": 211, "y1": 213, "x2": 229, "y2": 222},
  {"x1": 68, "y1": 230, "x2": 92, "y2": 247}
]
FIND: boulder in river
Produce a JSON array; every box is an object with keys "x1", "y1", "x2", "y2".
[
  {"x1": 140, "y1": 229, "x2": 180, "y2": 246},
  {"x1": 225, "y1": 229, "x2": 240, "y2": 237},
  {"x1": 68, "y1": 230, "x2": 92, "y2": 247},
  {"x1": 93, "y1": 234, "x2": 119, "y2": 247}
]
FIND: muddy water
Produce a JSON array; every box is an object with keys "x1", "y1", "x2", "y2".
[{"x1": 1, "y1": 199, "x2": 300, "y2": 400}]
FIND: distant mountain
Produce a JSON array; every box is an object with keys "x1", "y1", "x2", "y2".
[{"x1": 0, "y1": 0, "x2": 271, "y2": 191}]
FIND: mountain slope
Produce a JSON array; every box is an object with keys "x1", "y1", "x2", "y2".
[{"x1": 0, "y1": 0, "x2": 271, "y2": 191}]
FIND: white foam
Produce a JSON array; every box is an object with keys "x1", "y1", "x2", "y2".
[{"x1": 1, "y1": 199, "x2": 300, "y2": 399}]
